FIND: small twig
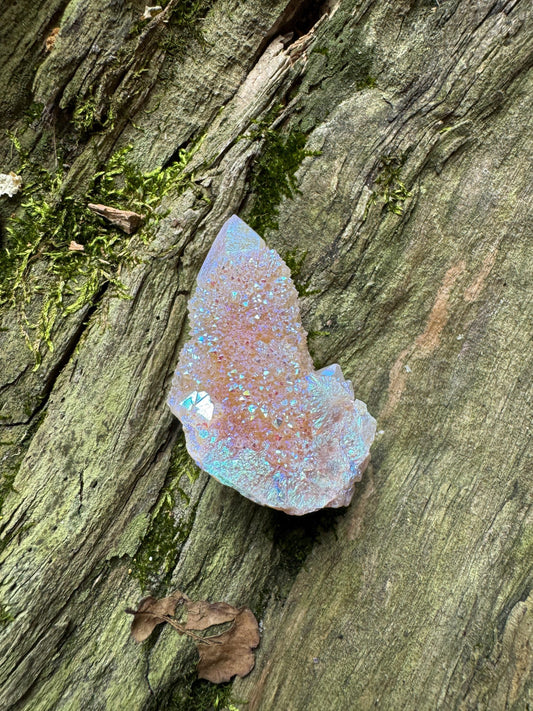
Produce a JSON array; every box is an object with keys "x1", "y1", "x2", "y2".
[
  {"x1": 160, "y1": 615, "x2": 223, "y2": 645},
  {"x1": 125, "y1": 609, "x2": 224, "y2": 645}
]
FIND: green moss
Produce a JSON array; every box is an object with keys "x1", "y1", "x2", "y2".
[
  {"x1": 131, "y1": 489, "x2": 192, "y2": 596},
  {"x1": 0, "y1": 138, "x2": 200, "y2": 364},
  {"x1": 153, "y1": 674, "x2": 241, "y2": 711},
  {"x1": 356, "y1": 74, "x2": 377, "y2": 90},
  {"x1": 295, "y1": 28, "x2": 378, "y2": 134},
  {"x1": 368, "y1": 154, "x2": 412, "y2": 215},
  {"x1": 131, "y1": 434, "x2": 200, "y2": 595},
  {"x1": 165, "y1": 0, "x2": 215, "y2": 28},
  {"x1": 23, "y1": 102, "x2": 44, "y2": 124},
  {"x1": 0, "y1": 603, "x2": 14, "y2": 627},
  {"x1": 334, "y1": 41, "x2": 376, "y2": 92},
  {"x1": 72, "y1": 93, "x2": 115, "y2": 135},
  {"x1": 159, "y1": 0, "x2": 216, "y2": 61},
  {"x1": 305, "y1": 29, "x2": 376, "y2": 94},
  {"x1": 284, "y1": 249, "x2": 319, "y2": 297},
  {"x1": 72, "y1": 94, "x2": 98, "y2": 133},
  {"x1": 243, "y1": 110, "x2": 319, "y2": 234}
]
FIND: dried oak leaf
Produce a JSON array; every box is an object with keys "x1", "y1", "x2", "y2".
[
  {"x1": 184, "y1": 601, "x2": 238, "y2": 631},
  {"x1": 128, "y1": 591, "x2": 188, "y2": 642},
  {"x1": 197, "y1": 607, "x2": 260, "y2": 683}
]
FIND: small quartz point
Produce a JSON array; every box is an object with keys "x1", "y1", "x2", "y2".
[{"x1": 168, "y1": 216, "x2": 376, "y2": 515}]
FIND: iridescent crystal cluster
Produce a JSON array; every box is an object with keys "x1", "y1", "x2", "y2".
[{"x1": 168, "y1": 216, "x2": 376, "y2": 515}]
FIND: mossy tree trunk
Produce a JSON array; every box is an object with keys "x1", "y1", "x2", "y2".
[{"x1": 0, "y1": 1, "x2": 531, "y2": 709}]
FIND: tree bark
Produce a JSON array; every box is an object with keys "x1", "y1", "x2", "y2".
[{"x1": 0, "y1": 1, "x2": 531, "y2": 709}]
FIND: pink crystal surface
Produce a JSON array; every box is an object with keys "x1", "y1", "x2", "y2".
[{"x1": 168, "y1": 215, "x2": 376, "y2": 515}]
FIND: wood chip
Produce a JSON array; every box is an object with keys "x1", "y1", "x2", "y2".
[{"x1": 88, "y1": 203, "x2": 145, "y2": 234}]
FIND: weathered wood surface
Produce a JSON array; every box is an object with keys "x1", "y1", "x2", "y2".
[{"x1": 0, "y1": 0, "x2": 531, "y2": 709}]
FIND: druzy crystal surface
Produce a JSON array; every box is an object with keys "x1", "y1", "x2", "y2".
[{"x1": 168, "y1": 216, "x2": 376, "y2": 515}]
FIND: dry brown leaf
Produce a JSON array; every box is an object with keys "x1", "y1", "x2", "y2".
[
  {"x1": 87, "y1": 203, "x2": 145, "y2": 234},
  {"x1": 185, "y1": 600, "x2": 239, "y2": 631},
  {"x1": 126, "y1": 592, "x2": 261, "y2": 683},
  {"x1": 197, "y1": 607, "x2": 260, "y2": 683},
  {"x1": 68, "y1": 240, "x2": 84, "y2": 251},
  {"x1": 45, "y1": 27, "x2": 60, "y2": 52},
  {"x1": 128, "y1": 591, "x2": 188, "y2": 642}
]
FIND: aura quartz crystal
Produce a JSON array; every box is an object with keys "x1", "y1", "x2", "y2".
[{"x1": 168, "y1": 216, "x2": 376, "y2": 515}]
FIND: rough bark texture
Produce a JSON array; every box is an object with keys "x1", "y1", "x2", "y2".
[{"x1": 0, "y1": 1, "x2": 531, "y2": 709}]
